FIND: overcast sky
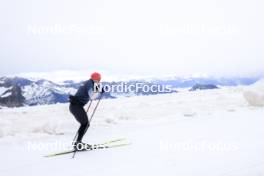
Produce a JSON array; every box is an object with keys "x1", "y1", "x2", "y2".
[{"x1": 0, "y1": 0, "x2": 264, "y2": 77}]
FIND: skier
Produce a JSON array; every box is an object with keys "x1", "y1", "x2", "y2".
[{"x1": 69, "y1": 72, "x2": 103, "y2": 150}]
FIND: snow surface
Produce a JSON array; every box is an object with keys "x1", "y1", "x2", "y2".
[
  {"x1": 243, "y1": 79, "x2": 264, "y2": 107},
  {"x1": 0, "y1": 87, "x2": 10, "y2": 95},
  {"x1": 0, "y1": 91, "x2": 11, "y2": 98},
  {"x1": 0, "y1": 84, "x2": 264, "y2": 176}
]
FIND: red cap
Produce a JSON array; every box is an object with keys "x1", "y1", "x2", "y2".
[{"x1": 91, "y1": 72, "x2": 101, "y2": 81}]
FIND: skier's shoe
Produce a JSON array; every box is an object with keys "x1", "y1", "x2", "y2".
[{"x1": 73, "y1": 141, "x2": 92, "y2": 151}]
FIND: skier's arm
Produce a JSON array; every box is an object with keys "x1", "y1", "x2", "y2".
[
  {"x1": 87, "y1": 81, "x2": 105, "y2": 100},
  {"x1": 87, "y1": 80, "x2": 93, "y2": 91}
]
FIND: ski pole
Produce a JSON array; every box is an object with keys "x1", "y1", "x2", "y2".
[
  {"x1": 79, "y1": 95, "x2": 103, "y2": 139},
  {"x1": 89, "y1": 95, "x2": 102, "y2": 123},
  {"x1": 86, "y1": 100, "x2": 92, "y2": 113}
]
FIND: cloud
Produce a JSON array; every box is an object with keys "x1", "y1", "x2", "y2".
[{"x1": 0, "y1": 0, "x2": 263, "y2": 77}]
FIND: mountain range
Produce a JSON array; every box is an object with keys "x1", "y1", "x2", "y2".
[{"x1": 0, "y1": 76, "x2": 260, "y2": 107}]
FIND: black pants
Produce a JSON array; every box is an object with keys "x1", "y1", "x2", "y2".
[{"x1": 69, "y1": 104, "x2": 90, "y2": 142}]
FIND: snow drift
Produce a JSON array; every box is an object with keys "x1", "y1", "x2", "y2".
[{"x1": 243, "y1": 80, "x2": 264, "y2": 107}]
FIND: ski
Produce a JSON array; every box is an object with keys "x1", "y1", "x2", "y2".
[
  {"x1": 44, "y1": 138, "x2": 130, "y2": 157},
  {"x1": 45, "y1": 142, "x2": 130, "y2": 158}
]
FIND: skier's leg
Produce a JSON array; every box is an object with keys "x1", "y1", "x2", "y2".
[
  {"x1": 76, "y1": 123, "x2": 89, "y2": 141},
  {"x1": 69, "y1": 104, "x2": 90, "y2": 142}
]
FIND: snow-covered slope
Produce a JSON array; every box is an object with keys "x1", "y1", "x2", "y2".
[
  {"x1": 243, "y1": 79, "x2": 264, "y2": 107},
  {"x1": 0, "y1": 84, "x2": 264, "y2": 176},
  {"x1": 0, "y1": 77, "x2": 79, "y2": 107},
  {"x1": 0, "y1": 87, "x2": 11, "y2": 95},
  {"x1": 22, "y1": 80, "x2": 74, "y2": 106}
]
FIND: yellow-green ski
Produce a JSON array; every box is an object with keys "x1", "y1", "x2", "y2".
[{"x1": 44, "y1": 138, "x2": 130, "y2": 158}]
